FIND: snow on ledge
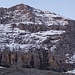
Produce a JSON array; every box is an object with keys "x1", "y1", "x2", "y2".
[
  {"x1": 0, "y1": 66, "x2": 5, "y2": 68},
  {"x1": 36, "y1": 30, "x2": 65, "y2": 36},
  {"x1": 66, "y1": 69, "x2": 75, "y2": 74}
]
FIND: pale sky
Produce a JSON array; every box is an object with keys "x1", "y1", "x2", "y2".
[{"x1": 0, "y1": 0, "x2": 75, "y2": 20}]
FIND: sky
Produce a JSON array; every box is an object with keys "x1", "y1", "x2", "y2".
[{"x1": 0, "y1": 0, "x2": 75, "y2": 20}]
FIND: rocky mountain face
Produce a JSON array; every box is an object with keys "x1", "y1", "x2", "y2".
[{"x1": 0, "y1": 4, "x2": 75, "y2": 72}]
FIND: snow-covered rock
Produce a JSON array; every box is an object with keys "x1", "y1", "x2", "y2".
[{"x1": 0, "y1": 4, "x2": 75, "y2": 72}]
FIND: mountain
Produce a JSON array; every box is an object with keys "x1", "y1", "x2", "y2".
[{"x1": 0, "y1": 3, "x2": 75, "y2": 72}]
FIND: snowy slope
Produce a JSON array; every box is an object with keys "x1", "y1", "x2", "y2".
[
  {"x1": 0, "y1": 4, "x2": 68, "y2": 25},
  {"x1": 0, "y1": 4, "x2": 68, "y2": 52},
  {"x1": 0, "y1": 23, "x2": 65, "y2": 52}
]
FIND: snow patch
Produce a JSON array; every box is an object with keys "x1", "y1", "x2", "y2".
[
  {"x1": 36, "y1": 30, "x2": 65, "y2": 36},
  {"x1": 51, "y1": 40, "x2": 59, "y2": 43},
  {"x1": 0, "y1": 66, "x2": 5, "y2": 68},
  {"x1": 66, "y1": 69, "x2": 75, "y2": 74},
  {"x1": 50, "y1": 45, "x2": 56, "y2": 52},
  {"x1": 65, "y1": 53, "x2": 75, "y2": 64}
]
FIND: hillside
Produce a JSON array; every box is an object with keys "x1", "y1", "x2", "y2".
[{"x1": 0, "y1": 4, "x2": 75, "y2": 72}]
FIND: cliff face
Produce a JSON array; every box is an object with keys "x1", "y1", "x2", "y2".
[{"x1": 0, "y1": 4, "x2": 75, "y2": 72}]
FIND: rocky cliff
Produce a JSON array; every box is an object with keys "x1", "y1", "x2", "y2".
[{"x1": 0, "y1": 4, "x2": 75, "y2": 72}]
